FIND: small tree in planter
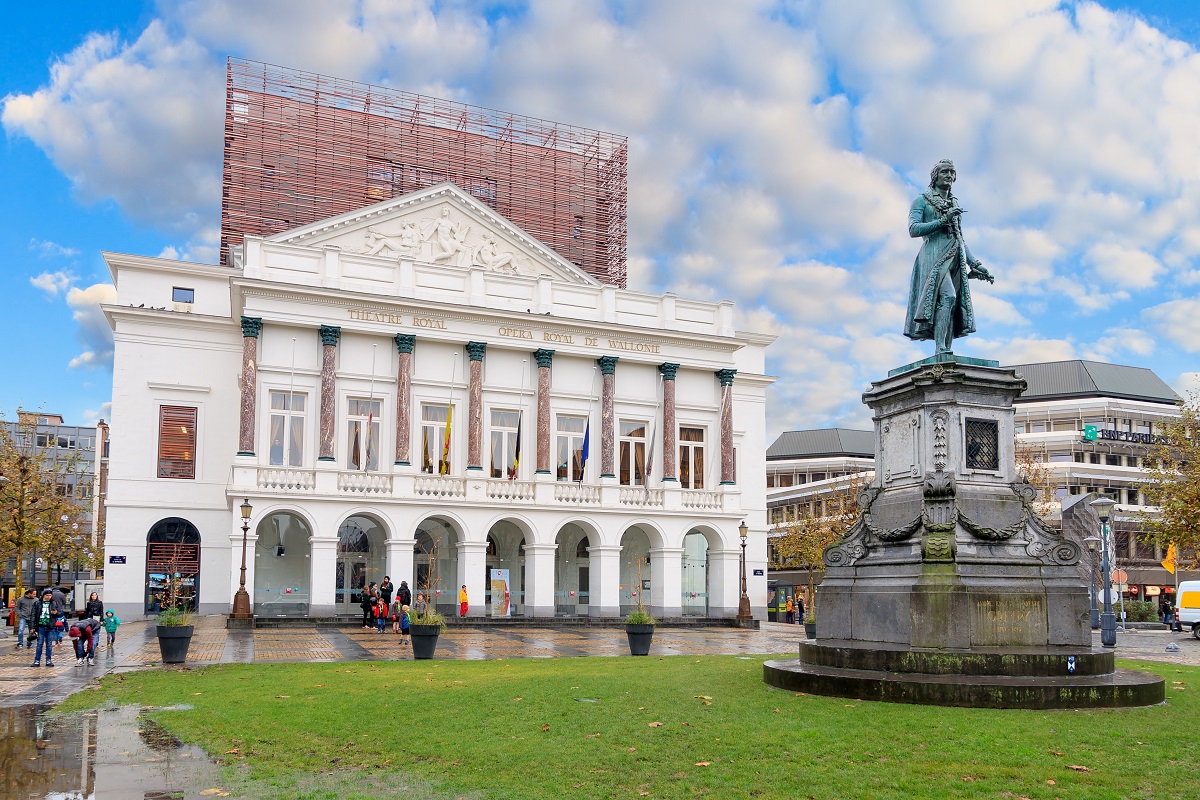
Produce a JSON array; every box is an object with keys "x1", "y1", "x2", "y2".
[
  {"x1": 410, "y1": 536, "x2": 446, "y2": 659},
  {"x1": 154, "y1": 551, "x2": 195, "y2": 664},
  {"x1": 625, "y1": 556, "x2": 656, "y2": 655}
]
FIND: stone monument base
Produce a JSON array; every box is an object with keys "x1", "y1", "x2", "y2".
[{"x1": 764, "y1": 640, "x2": 1164, "y2": 709}]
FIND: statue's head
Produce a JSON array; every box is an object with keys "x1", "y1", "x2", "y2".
[{"x1": 929, "y1": 159, "x2": 956, "y2": 188}]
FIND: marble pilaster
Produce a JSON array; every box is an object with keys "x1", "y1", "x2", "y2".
[
  {"x1": 716, "y1": 368, "x2": 737, "y2": 485},
  {"x1": 394, "y1": 334, "x2": 415, "y2": 465},
  {"x1": 466, "y1": 342, "x2": 487, "y2": 471},
  {"x1": 237, "y1": 316, "x2": 262, "y2": 456},
  {"x1": 659, "y1": 363, "x2": 679, "y2": 482},
  {"x1": 534, "y1": 349, "x2": 554, "y2": 474},
  {"x1": 597, "y1": 356, "x2": 618, "y2": 478},
  {"x1": 317, "y1": 325, "x2": 341, "y2": 461}
]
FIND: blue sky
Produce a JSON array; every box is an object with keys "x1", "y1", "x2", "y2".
[{"x1": 3, "y1": 1, "x2": 1199, "y2": 437}]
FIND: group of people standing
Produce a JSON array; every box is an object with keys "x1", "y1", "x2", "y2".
[
  {"x1": 358, "y1": 577, "x2": 431, "y2": 646},
  {"x1": 14, "y1": 588, "x2": 120, "y2": 668}
]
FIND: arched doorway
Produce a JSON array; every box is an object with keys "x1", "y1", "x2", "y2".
[
  {"x1": 145, "y1": 518, "x2": 200, "y2": 613},
  {"x1": 554, "y1": 524, "x2": 591, "y2": 616},
  {"x1": 334, "y1": 515, "x2": 386, "y2": 616},
  {"x1": 484, "y1": 521, "x2": 525, "y2": 617},
  {"x1": 414, "y1": 517, "x2": 459, "y2": 616},
  {"x1": 253, "y1": 511, "x2": 312, "y2": 617},
  {"x1": 619, "y1": 527, "x2": 652, "y2": 617},
  {"x1": 681, "y1": 530, "x2": 710, "y2": 617}
]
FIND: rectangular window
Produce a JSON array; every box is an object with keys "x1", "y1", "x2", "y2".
[
  {"x1": 490, "y1": 409, "x2": 521, "y2": 478},
  {"x1": 1030, "y1": 421, "x2": 1046, "y2": 433},
  {"x1": 269, "y1": 391, "x2": 306, "y2": 467},
  {"x1": 965, "y1": 418, "x2": 999, "y2": 471},
  {"x1": 346, "y1": 398, "x2": 381, "y2": 471},
  {"x1": 678, "y1": 426, "x2": 705, "y2": 489},
  {"x1": 1127, "y1": 456, "x2": 1139, "y2": 468},
  {"x1": 1049, "y1": 453, "x2": 1072, "y2": 462},
  {"x1": 1014, "y1": 422, "x2": 1026, "y2": 433},
  {"x1": 158, "y1": 405, "x2": 197, "y2": 479},
  {"x1": 56, "y1": 434, "x2": 76, "y2": 449},
  {"x1": 777, "y1": 474, "x2": 794, "y2": 488},
  {"x1": 556, "y1": 415, "x2": 588, "y2": 481},
  {"x1": 766, "y1": 475, "x2": 775, "y2": 488},
  {"x1": 810, "y1": 472, "x2": 826, "y2": 483},
  {"x1": 421, "y1": 404, "x2": 450, "y2": 474},
  {"x1": 172, "y1": 287, "x2": 195, "y2": 303},
  {"x1": 1089, "y1": 453, "x2": 1101, "y2": 464},
  {"x1": 619, "y1": 419, "x2": 648, "y2": 486},
  {"x1": 1136, "y1": 420, "x2": 1151, "y2": 434},
  {"x1": 1106, "y1": 454, "x2": 1121, "y2": 466},
  {"x1": 1051, "y1": 420, "x2": 1076, "y2": 432},
  {"x1": 36, "y1": 432, "x2": 53, "y2": 448}
]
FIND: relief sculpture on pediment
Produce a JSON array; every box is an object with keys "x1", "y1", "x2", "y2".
[
  {"x1": 473, "y1": 234, "x2": 521, "y2": 275},
  {"x1": 355, "y1": 221, "x2": 418, "y2": 259},
  {"x1": 422, "y1": 206, "x2": 472, "y2": 265}
]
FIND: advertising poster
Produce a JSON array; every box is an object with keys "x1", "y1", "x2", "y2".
[{"x1": 490, "y1": 568, "x2": 511, "y2": 617}]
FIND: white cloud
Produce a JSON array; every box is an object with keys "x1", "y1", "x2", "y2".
[
  {"x1": 29, "y1": 238, "x2": 79, "y2": 258},
  {"x1": 1144, "y1": 297, "x2": 1200, "y2": 352},
  {"x1": 1083, "y1": 242, "x2": 1165, "y2": 289},
  {"x1": 1173, "y1": 372, "x2": 1200, "y2": 397},
  {"x1": 1081, "y1": 326, "x2": 1157, "y2": 361},
  {"x1": 81, "y1": 401, "x2": 113, "y2": 423},
  {"x1": 30, "y1": 271, "x2": 75, "y2": 298},
  {"x1": 65, "y1": 283, "x2": 117, "y2": 370}
]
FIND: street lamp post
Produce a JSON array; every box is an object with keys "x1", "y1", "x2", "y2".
[
  {"x1": 1083, "y1": 535, "x2": 1101, "y2": 630},
  {"x1": 736, "y1": 521, "x2": 752, "y2": 621},
  {"x1": 1091, "y1": 496, "x2": 1117, "y2": 647},
  {"x1": 230, "y1": 499, "x2": 253, "y2": 619}
]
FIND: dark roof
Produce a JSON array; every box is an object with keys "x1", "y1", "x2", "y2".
[
  {"x1": 767, "y1": 428, "x2": 875, "y2": 460},
  {"x1": 1006, "y1": 360, "x2": 1180, "y2": 406}
]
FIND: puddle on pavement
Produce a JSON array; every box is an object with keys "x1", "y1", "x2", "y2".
[{"x1": 0, "y1": 702, "x2": 230, "y2": 799}]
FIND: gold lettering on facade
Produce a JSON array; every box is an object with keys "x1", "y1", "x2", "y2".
[
  {"x1": 606, "y1": 338, "x2": 661, "y2": 354},
  {"x1": 497, "y1": 326, "x2": 533, "y2": 340},
  {"x1": 585, "y1": 336, "x2": 598, "y2": 346},
  {"x1": 542, "y1": 331, "x2": 574, "y2": 344},
  {"x1": 413, "y1": 317, "x2": 446, "y2": 329},
  {"x1": 348, "y1": 308, "x2": 403, "y2": 325}
]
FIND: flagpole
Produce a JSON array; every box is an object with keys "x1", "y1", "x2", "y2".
[
  {"x1": 442, "y1": 352, "x2": 460, "y2": 475},
  {"x1": 287, "y1": 337, "x2": 297, "y2": 466},
  {"x1": 581, "y1": 365, "x2": 598, "y2": 484},
  {"x1": 513, "y1": 358, "x2": 529, "y2": 480},
  {"x1": 365, "y1": 344, "x2": 377, "y2": 472}
]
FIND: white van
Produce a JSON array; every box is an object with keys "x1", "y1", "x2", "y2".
[{"x1": 1175, "y1": 581, "x2": 1200, "y2": 639}]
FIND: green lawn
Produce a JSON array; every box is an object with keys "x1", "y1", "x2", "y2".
[{"x1": 59, "y1": 656, "x2": 1196, "y2": 800}]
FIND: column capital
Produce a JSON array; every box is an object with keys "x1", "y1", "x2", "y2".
[
  {"x1": 715, "y1": 368, "x2": 737, "y2": 386},
  {"x1": 533, "y1": 348, "x2": 555, "y2": 368},
  {"x1": 318, "y1": 325, "x2": 341, "y2": 347},
  {"x1": 658, "y1": 362, "x2": 680, "y2": 381},
  {"x1": 240, "y1": 316, "x2": 263, "y2": 339},
  {"x1": 394, "y1": 333, "x2": 416, "y2": 354},
  {"x1": 466, "y1": 341, "x2": 488, "y2": 361},
  {"x1": 597, "y1": 355, "x2": 619, "y2": 375}
]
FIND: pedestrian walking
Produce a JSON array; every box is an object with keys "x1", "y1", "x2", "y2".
[
  {"x1": 49, "y1": 587, "x2": 67, "y2": 643},
  {"x1": 84, "y1": 592, "x2": 104, "y2": 620},
  {"x1": 30, "y1": 589, "x2": 58, "y2": 667},
  {"x1": 785, "y1": 597, "x2": 794, "y2": 624},
  {"x1": 796, "y1": 596, "x2": 805, "y2": 623},
  {"x1": 15, "y1": 589, "x2": 35, "y2": 650},
  {"x1": 102, "y1": 610, "x2": 121, "y2": 648},
  {"x1": 459, "y1": 585, "x2": 469, "y2": 617}
]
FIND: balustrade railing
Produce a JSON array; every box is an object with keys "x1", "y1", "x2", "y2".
[
  {"x1": 337, "y1": 471, "x2": 391, "y2": 494},
  {"x1": 554, "y1": 483, "x2": 601, "y2": 504},
  {"x1": 257, "y1": 468, "x2": 316, "y2": 492},
  {"x1": 414, "y1": 475, "x2": 467, "y2": 498},
  {"x1": 486, "y1": 480, "x2": 536, "y2": 501},
  {"x1": 619, "y1": 487, "x2": 664, "y2": 507},
  {"x1": 680, "y1": 489, "x2": 722, "y2": 510}
]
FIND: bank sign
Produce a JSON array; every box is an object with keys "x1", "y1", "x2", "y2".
[{"x1": 1082, "y1": 425, "x2": 1166, "y2": 445}]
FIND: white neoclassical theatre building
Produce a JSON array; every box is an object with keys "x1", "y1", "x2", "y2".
[{"x1": 101, "y1": 184, "x2": 775, "y2": 622}]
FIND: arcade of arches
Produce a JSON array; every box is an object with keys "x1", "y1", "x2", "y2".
[{"x1": 209, "y1": 510, "x2": 731, "y2": 619}]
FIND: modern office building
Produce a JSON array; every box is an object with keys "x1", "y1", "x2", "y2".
[{"x1": 766, "y1": 360, "x2": 1191, "y2": 612}]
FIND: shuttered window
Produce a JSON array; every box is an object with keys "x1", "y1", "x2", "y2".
[{"x1": 158, "y1": 406, "x2": 197, "y2": 479}]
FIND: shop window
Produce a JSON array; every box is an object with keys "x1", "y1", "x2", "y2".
[
  {"x1": 1031, "y1": 421, "x2": 1046, "y2": 433},
  {"x1": 777, "y1": 473, "x2": 794, "y2": 488},
  {"x1": 1049, "y1": 453, "x2": 1072, "y2": 462},
  {"x1": 268, "y1": 391, "x2": 306, "y2": 467},
  {"x1": 1051, "y1": 420, "x2": 1076, "y2": 432},
  {"x1": 158, "y1": 406, "x2": 197, "y2": 479},
  {"x1": 1089, "y1": 453, "x2": 1101, "y2": 464},
  {"x1": 810, "y1": 472, "x2": 826, "y2": 482}
]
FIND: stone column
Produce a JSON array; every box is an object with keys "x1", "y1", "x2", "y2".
[
  {"x1": 534, "y1": 349, "x2": 555, "y2": 474},
  {"x1": 597, "y1": 356, "x2": 619, "y2": 478},
  {"x1": 522, "y1": 543, "x2": 558, "y2": 617},
  {"x1": 386, "y1": 537, "x2": 416, "y2": 588},
  {"x1": 587, "y1": 544, "x2": 623, "y2": 618},
  {"x1": 716, "y1": 369, "x2": 737, "y2": 485},
  {"x1": 236, "y1": 317, "x2": 262, "y2": 456},
  {"x1": 466, "y1": 342, "x2": 487, "y2": 472},
  {"x1": 394, "y1": 335, "x2": 415, "y2": 465},
  {"x1": 317, "y1": 326, "x2": 341, "y2": 461},
  {"x1": 457, "y1": 540, "x2": 488, "y2": 618},
  {"x1": 659, "y1": 363, "x2": 679, "y2": 482},
  {"x1": 308, "y1": 536, "x2": 339, "y2": 617}
]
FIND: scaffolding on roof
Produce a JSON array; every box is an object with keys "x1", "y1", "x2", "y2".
[{"x1": 221, "y1": 58, "x2": 628, "y2": 287}]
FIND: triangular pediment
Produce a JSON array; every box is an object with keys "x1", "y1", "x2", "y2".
[{"x1": 265, "y1": 184, "x2": 599, "y2": 286}]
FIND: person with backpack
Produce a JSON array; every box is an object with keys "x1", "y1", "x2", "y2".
[
  {"x1": 30, "y1": 589, "x2": 59, "y2": 667},
  {"x1": 398, "y1": 580, "x2": 412, "y2": 608},
  {"x1": 102, "y1": 610, "x2": 121, "y2": 648}
]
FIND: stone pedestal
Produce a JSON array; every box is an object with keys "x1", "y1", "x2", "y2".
[{"x1": 764, "y1": 357, "x2": 1164, "y2": 708}]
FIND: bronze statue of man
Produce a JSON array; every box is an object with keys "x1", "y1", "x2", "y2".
[{"x1": 904, "y1": 160, "x2": 993, "y2": 355}]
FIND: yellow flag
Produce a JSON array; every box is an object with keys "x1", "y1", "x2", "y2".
[{"x1": 1162, "y1": 543, "x2": 1177, "y2": 575}]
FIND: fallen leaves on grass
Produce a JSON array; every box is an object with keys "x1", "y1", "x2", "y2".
[
  {"x1": 1068, "y1": 765, "x2": 1090, "y2": 772},
  {"x1": 1049, "y1": 750, "x2": 1065, "y2": 756},
  {"x1": 224, "y1": 748, "x2": 239, "y2": 755},
  {"x1": 772, "y1": 708, "x2": 780, "y2": 713},
  {"x1": 199, "y1": 791, "x2": 230, "y2": 797},
  {"x1": 512, "y1": 697, "x2": 522, "y2": 702},
  {"x1": 275, "y1": 695, "x2": 290, "y2": 699},
  {"x1": 649, "y1": 722, "x2": 664, "y2": 727},
  {"x1": 701, "y1": 701, "x2": 712, "y2": 706},
  {"x1": 694, "y1": 695, "x2": 712, "y2": 700},
  {"x1": 1046, "y1": 780, "x2": 1056, "y2": 785},
  {"x1": 695, "y1": 762, "x2": 711, "y2": 767},
  {"x1": 585, "y1": 733, "x2": 601, "y2": 738},
  {"x1": 541, "y1": 724, "x2": 551, "y2": 732}
]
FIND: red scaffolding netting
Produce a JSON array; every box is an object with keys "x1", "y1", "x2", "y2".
[{"x1": 221, "y1": 58, "x2": 628, "y2": 287}]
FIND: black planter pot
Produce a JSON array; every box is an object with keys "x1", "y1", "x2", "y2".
[
  {"x1": 411, "y1": 624, "x2": 441, "y2": 659},
  {"x1": 803, "y1": 621, "x2": 816, "y2": 640},
  {"x1": 625, "y1": 624, "x2": 655, "y2": 656},
  {"x1": 156, "y1": 625, "x2": 194, "y2": 664}
]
